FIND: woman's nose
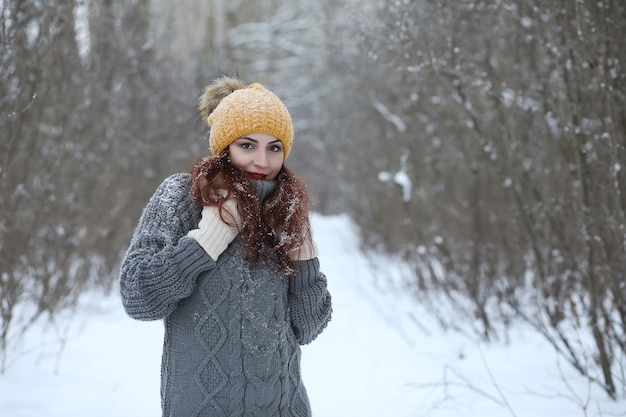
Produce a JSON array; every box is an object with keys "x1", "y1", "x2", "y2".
[{"x1": 253, "y1": 151, "x2": 268, "y2": 167}]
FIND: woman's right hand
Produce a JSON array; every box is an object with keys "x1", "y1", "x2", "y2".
[{"x1": 187, "y1": 198, "x2": 240, "y2": 261}]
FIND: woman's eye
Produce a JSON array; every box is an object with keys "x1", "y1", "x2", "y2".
[
  {"x1": 240, "y1": 142, "x2": 254, "y2": 150},
  {"x1": 269, "y1": 144, "x2": 283, "y2": 153}
]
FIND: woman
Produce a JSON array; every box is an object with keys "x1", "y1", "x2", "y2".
[{"x1": 119, "y1": 76, "x2": 332, "y2": 417}]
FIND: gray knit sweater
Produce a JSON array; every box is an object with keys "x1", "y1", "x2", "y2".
[{"x1": 119, "y1": 173, "x2": 332, "y2": 417}]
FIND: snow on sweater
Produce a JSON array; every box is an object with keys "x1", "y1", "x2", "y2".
[{"x1": 119, "y1": 173, "x2": 332, "y2": 417}]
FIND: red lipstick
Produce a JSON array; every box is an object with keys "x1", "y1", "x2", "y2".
[{"x1": 247, "y1": 172, "x2": 268, "y2": 181}]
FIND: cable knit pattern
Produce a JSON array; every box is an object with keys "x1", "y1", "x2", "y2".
[
  {"x1": 119, "y1": 174, "x2": 332, "y2": 417},
  {"x1": 119, "y1": 173, "x2": 205, "y2": 321}
]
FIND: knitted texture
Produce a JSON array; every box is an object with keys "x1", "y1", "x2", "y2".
[
  {"x1": 119, "y1": 173, "x2": 205, "y2": 320},
  {"x1": 119, "y1": 173, "x2": 332, "y2": 417},
  {"x1": 207, "y1": 83, "x2": 294, "y2": 158},
  {"x1": 187, "y1": 202, "x2": 239, "y2": 261}
]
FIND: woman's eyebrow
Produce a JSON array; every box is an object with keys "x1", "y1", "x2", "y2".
[
  {"x1": 238, "y1": 137, "x2": 281, "y2": 145},
  {"x1": 238, "y1": 136, "x2": 259, "y2": 143}
]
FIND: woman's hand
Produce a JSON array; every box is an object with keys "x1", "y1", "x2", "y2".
[
  {"x1": 187, "y1": 198, "x2": 240, "y2": 261},
  {"x1": 289, "y1": 227, "x2": 318, "y2": 261},
  {"x1": 197, "y1": 172, "x2": 230, "y2": 204}
]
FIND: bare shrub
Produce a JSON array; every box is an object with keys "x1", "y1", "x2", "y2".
[
  {"x1": 324, "y1": 0, "x2": 626, "y2": 399},
  {"x1": 0, "y1": 0, "x2": 200, "y2": 370}
]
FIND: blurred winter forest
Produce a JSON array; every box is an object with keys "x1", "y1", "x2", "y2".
[{"x1": 1, "y1": 0, "x2": 625, "y2": 400}]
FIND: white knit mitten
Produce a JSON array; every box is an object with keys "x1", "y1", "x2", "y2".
[
  {"x1": 289, "y1": 227, "x2": 318, "y2": 261},
  {"x1": 187, "y1": 200, "x2": 240, "y2": 261}
]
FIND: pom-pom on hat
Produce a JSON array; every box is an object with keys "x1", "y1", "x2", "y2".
[{"x1": 197, "y1": 76, "x2": 294, "y2": 158}]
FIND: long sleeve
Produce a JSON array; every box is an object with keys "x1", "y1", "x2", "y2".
[
  {"x1": 119, "y1": 173, "x2": 215, "y2": 321},
  {"x1": 288, "y1": 258, "x2": 332, "y2": 345}
]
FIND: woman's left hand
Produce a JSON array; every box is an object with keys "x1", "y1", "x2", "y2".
[{"x1": 289, "y1": 228, "x2": 318, "y2": 261}]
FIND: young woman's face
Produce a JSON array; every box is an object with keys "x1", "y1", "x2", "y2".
[{"x1": 228, "y1": 132, "x2": 285, "y2": 181}]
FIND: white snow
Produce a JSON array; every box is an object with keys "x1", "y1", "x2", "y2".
[
  {"x1": 378, "y1": 151, "x2": 412, "y2": 202},
  {"x1": 1, "y1": 213, "x2": 625, "y2": 416},
  {"x1": 371, "y1": 99, "x2": 407, "y2": 133},
  {"x1": 74, "y1": 0, "x2": 91, "y2": 62}
]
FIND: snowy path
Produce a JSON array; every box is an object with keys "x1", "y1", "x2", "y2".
[{"x1": 1, "y1": 214, "x2": 624, "y2": 416}]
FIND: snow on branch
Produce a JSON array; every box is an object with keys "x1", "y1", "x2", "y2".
[
  {"x1": 370, "y1": 98, "x2": 407, "y2": 132},
  {"x1": 378, "y1": 151, "x2": 412, "y2": 202}
]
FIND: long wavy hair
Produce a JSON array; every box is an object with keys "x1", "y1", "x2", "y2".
[{"x1": 189, "y1": 151, "x2": 311, "y2": 276}]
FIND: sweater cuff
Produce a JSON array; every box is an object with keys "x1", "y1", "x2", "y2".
[
  {"x1": 171, "y1": 237, "x2": 216, "y2": 286},
  {"x1": 290, "y1": 258, "x2": 320, "y2": 293}
]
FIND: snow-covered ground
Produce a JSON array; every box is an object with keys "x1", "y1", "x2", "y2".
[{"x1": 1, "y1": 214, "x2": 624, "y2": 416}]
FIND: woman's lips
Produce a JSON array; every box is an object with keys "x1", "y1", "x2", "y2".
[{"x1": 247, "y1": 172, "x2": 268, "y2": 181}]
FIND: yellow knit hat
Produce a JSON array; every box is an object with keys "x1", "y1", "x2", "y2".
[{"x1": 205, "y1": 82, "x2": 294, "y2": 158}]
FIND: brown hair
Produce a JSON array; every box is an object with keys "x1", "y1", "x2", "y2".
[{"x1": 190, "y1": 152, "x2": 311, "y2": 276}]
